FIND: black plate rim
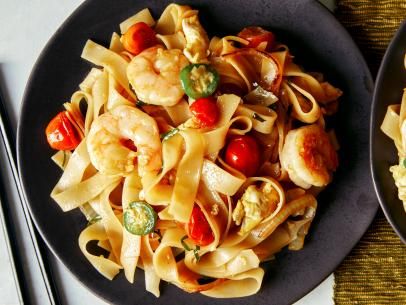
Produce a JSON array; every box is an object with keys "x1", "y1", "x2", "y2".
[
  {"x1": 370, "y1": 19, "x2": 406, "y2": 244},
  {"x1": 17, "y1": 0, "x2": 376, "y2": 304}
]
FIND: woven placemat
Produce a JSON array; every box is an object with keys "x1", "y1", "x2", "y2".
[
  {"x1": 334, "y1": 1, "x2": 406, "y2": 304},
  {"x1": 334, "y1": 211, "x2": 406, "y2": 304},
  {"x1": 337, "y1": 0, "x2": 405, "y2": 75}
]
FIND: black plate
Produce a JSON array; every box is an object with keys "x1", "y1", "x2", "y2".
[
  {"x1": 17, "y1": 0, "x2": 377, "y2": 304},
  {"x1": 371, "y1": 20, "x2": 406, "y2": 244}
]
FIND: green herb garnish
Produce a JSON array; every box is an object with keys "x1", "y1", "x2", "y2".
[
  {"x1": 180, "y1": 235, "x2": 201, "y2": 261},
  {"x1": 194, "y1": 245, "x2": 201, "y2": 262},
  {"x1": 87, "y1": 215, "x2": 102, "y2": 226},
  {"x1": 181, "y1": 235, "x2": 191, "y2": 251},
  {"x1": 402, "y1": 159, "x2": 406, "y2": 168},
  {"x1": 136, "y1": 100, "x2": 147, "y2": 107},
  {"x1": 61, "y1": 151, "x2": 67, "y2": 168}
]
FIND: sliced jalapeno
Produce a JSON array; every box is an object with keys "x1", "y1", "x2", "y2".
[
  {"x1": 123, "y1": 201, "x2": 157, "y2": 235},
  {"x1": 180, "y1": 64, "x2": 219, "y2": 99},
  {"x1": 160, "y1": 127, "x2": 179, "y2": 141}
]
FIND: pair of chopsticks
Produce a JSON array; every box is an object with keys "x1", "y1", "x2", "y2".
[{"x1": 0, "y1": 77, "x2": 57, "y2": 304}]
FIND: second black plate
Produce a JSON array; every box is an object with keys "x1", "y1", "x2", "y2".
[{"x1": 371, "y1": 20, "x2": 406, "y2": 244}]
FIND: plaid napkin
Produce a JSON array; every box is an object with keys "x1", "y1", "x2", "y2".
[{"x1": 334, "y1": 1, "x2": 406, "y2": 304}]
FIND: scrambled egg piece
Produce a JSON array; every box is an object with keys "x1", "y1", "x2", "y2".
[
  {"x1": 390, "y1": 160, "x2": 406, "y2": 211},
  {"x1": 232, "y1": 183, "x2": 279, "y2": 235},
  {"x1": 182, "y1": 14, "x2": 210, "y2": 63}
]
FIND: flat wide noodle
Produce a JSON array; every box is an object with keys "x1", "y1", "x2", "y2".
[
  {"x1": 81, "y1": 40, "x2": 136, "y2": 101},
  {"x1": 184, "y1": 248, "x2": 260, "y2": 278},
  {"x1": 78, "y1": 222, "x2": 123, "y2": 280},
  {"x1": 169, "y1": 129, "x2": 204, "y2": 222},
  {"x1": 235, "y1": 104, "x2": 277, "y2": 134},
  {"x1": 99, "y1": 181, "x2": 123, "y2": 262},
  {"x1": 142, "y1": 133, "x2": 183, "y2": 205},
  {"x1": 201, "y1": 268, "x2": 264, "y2": 298},
  {"x1": 381, "y1": 104, "x2": 403, "y2": 153},
  {"x1": 141, "y1": 235, "x2": 161, "y2": 297},
  {"x1": 120, "y1": 172, "x2": 142, "y2": 283},
  {"x1": 201, "y1": 159, "x2": 245, "y2": 196},
  {"x1": 52, "y1": 171, "x2": 121, "y2": 212},
  {"x1": 51, "y1": 140, "x2": 120, "y2": 211},
  {"x1": 119, "y1": 8, "x2": 155, "y2": 34},
  {"x1": 155, "y1": 4, "x2": 192, "y2": 35},
  {"x1": 195, "y1": 181, "x2": 229, "y2": 249},
  {"x1": 282, "y1": 81, "x2": 321, "y2": 123}
]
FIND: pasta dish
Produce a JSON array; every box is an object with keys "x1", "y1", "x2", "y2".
[
  {"x1": 45, "y1": 4, "x2": 342, "y2": 298},
  {"x1": 381, "y1": 53, "x2": 406, "y2": 212}
]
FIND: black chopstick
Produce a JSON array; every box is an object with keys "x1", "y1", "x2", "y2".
[
  {"x1": 0, "y1": 174, "x2": 24, "y2": 303},
  {"x1": 0, "y1": 80, "x2": 58, "y2": 305}
]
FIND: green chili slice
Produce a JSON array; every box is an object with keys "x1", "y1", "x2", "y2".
[
  {"x1": 123, "y1": 201, "x2": 157, "y2": 235},
  {"x1": 180, "y1": 64, "x2": 219, "y2": 99},
  {"x1": 160, "y1": 128, "x2": 179, "y2": 141}
]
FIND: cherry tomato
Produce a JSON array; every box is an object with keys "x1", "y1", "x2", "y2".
[
  {"x1": 122, "y1": 22, "x2": 157, "y2": 55},
  {"x1": 237, "y1": 26, "x2": 275, "y2": 49},
  {"x1": 189, "y1": 96, "x2": 219, "y2": 128},
  {"x1": 224, "y1": 135, "x2": 260, "y2": 177},
  {"x1": 46, "y1": 111, "x2": 81, "y2": 150},
  {"x1": 187, "y1": 204, "x2": 214, "y2": 246}
]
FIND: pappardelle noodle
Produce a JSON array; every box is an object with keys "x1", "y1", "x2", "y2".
[
  {"x1": 46, "y1": 3, "x2": 342, "y2": 298},
  {"x1": 381, "y1": 53, "x2": 406, "y2": 212}
]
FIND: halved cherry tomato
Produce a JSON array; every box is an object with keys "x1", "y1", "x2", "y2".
[
  {"x1": 237, "y1": 26, "x2": 275, "y2": 49},
  {"x1": 224, "y1": 135, "x2": 260, "y2": 177},
  {"x1": 122, "y1": 22, "x2": 157, "y2": 55},
  {"x1": 189, "y1": 96, "x2": 219, "y2": 128},
  {"x1": 46, "y1": 111, "x2": 81, "y2": 150},
  {"x1": 187, "y1": 204, "x2": 214, "y2": 246}
]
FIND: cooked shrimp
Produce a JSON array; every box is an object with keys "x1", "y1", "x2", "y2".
[
  {"x1": 280, "y1": 124, "x2": 338, "y2": 189},
  {"x1": 87, "y1": 105, "x2": 162, "y2": 176},
  {"x1": 127, "y1": 46, "x2": 189, "y2": 106}
]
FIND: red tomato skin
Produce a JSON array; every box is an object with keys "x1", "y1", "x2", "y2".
[
  {"x1": 187, "y1": 204, "x2": 214, "y2": 246},
  {"x1": 224, "y1": 135, "x2": 260, "y2": 177},
  {"x1": 237, "y1": 26, "x2": 275, "y2": 49},
  {"x1": 122, "y1": 22, "x2": 157, "y2": 55},
  {"x1": 189, "y1": 97, "x2": 219, "y2": 128},
  {"x1": 46, "y1": 111, "x2": 80, "y2": 150}
]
